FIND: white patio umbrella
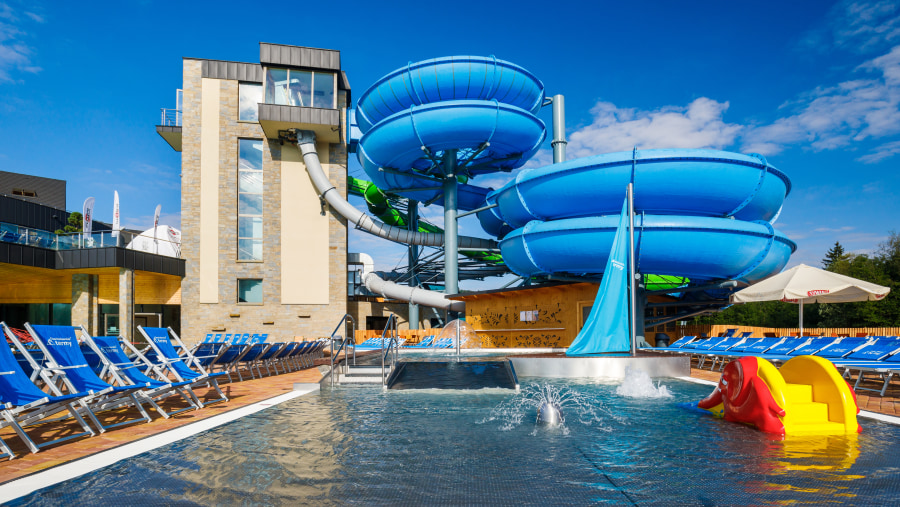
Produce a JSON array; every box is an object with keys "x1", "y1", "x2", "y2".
[{"x1": 730, "y1": 263, "x2": 890, "y2": 336}]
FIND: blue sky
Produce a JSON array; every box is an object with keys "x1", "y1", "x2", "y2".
[{"x1": 0, "y1": 0, "x2": 898, "y2": 289}]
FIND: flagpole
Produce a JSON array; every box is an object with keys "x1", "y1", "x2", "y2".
[{"x1": 627, "y1": 183, "x2": 636, "y2": 356}]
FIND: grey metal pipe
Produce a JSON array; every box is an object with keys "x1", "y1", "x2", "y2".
[
  {"x1": 551, "y1": 94, "x2": 567, "y2": 164},
  {"x1": 443, "y1": 149, "x2": 459, "y2": 299},
  {"x1": 293, "y1": 130, "x2": 496, "y2": 250},
  {"x1": 408, "y1": 200, "x2": 420, "y2": 330},
  {"x1": 364, "y1": 271, "x2": 466, "y2": 312}
]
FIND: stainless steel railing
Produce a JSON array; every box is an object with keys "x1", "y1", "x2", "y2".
[
  {"x1": 329, "y1": 314, "x2": 356, "y2": 387},
  {"x1": 381, "y1": 314, "x2": 399, "y2": 387}
]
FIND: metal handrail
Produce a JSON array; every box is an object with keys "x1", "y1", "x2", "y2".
[
  {"x1": 329, "y1": 314, "x2": 356, "y2": 387},
  {"x1": 160, "y1": 108, "x2": 182, "y2": 127},
  {"x1": 380, "y1": 314, "x2": 399, "y2": 387}
]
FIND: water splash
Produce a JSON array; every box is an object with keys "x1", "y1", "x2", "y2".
[
  {"x1": 615, "y1": 366, "x2": 672, "y2": 398},
  {"x1": 432, "y1": 319, "x2": 484, "y2": 349},
  {"x1": 481, "y1": 382, "x2": 623, "y2": 435}
]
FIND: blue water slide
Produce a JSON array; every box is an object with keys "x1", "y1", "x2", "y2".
[
  {"x1": 355, "y1": 56, "x2": 795, "y2": 287},
  {"x1": 481, "y1": 149, "x2": 790, "y2": 231},
  {"x1": 500, "y1": 215, "x2": 796, "y2": 284},
  {"x1": 355, "y1": 57, "x2": 547, "y2": 211},
  {"x1": 356, "y1": 56, "x2": 545, "y2": 133}
]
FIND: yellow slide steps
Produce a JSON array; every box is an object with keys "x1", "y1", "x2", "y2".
[{"x1": 756, "y1": 355, "x2": 859, "y2": 436}]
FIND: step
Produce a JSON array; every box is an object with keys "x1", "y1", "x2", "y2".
[
  {"x1": 783, "y1": 383, "x2": 813, "y2": 403},
  {"x1": 346, "y1": 367, "x2": 390, "y2": 376},
  {"x1": 337, "y1": 374, "x2": 385, "y2": 384},
  {"x1": 787, "y1": 421, "x2": 849, "y2": 436},
  {"x1": 786, "y1": 401, "x2": 830, "y2": 424}
]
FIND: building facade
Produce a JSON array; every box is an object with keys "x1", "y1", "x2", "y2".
[
  {"x1": 159, "y1": 43, "x2": 350, "y2": 345},
  {"x1": 0, "y1": 177, "x2": 183, "y2": 341}
]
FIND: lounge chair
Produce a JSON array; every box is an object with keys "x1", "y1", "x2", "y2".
[
  {"x1": 232, "y1": 342, "x2": 272, "y2": 381},
  {"x1": 691, "y1": 337, "x2": 743, "y2": 369},
  {"x1": 646, "y1": 336, "x2": 698, "y2": 353},
  {"x1": 23, "y1": 323, "x2": 153, "y2": 432},
  {"x1": 405, "y1": 335, "x2": 436, "y2": 348},
  {"x1": 0, "y1": 322, "x2": 96, "y2": 459},
  {"x1": 257, "y1": 342, "x2": 286, "y2": 376},
  {"x1": 431, "y1": 337, "x2": 453, "y2": 348},
  {"x1": 82, "y1": 334, "x2": 202, "y2": 418},
  {"x1": 138, "y1": 326, "x2": 228, "y2": 407},
  {"x1": 705, "y1": 337, "x2": 786, "y2": 370}
]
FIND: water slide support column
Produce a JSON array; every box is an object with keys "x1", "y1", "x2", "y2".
[
  {"x1": 551, "y1": 94, "x2": 567, "y2": 164},
  {"x1": 408, "y1": 200, "x2": 420, "y2": 330},
  {"x1": 443, "y1": 150, "x2": 459, "y2": 302},
  {"x1": 628, "y1": 183, "x2": 637, "y2": 356}
]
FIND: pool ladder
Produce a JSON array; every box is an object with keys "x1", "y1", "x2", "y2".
[{"x1": 332, "y1": 314, "x2": 400, "y2": 387}]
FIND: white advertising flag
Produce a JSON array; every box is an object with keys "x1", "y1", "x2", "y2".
[
  {"x1": 82, "y1": 197, "x2": 95, "y2": 236},
  {"x1": 112, "y1": 191, "x2": 120, "y2": 238},
  {"x1": 153, "y1": 204, "x2": 161, "y2": 253}
]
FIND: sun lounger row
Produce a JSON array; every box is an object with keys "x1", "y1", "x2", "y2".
[
  {"x1": 656, "y1": 333, "x2": 900, "y2": 396},
  {"x1": 0, "y1": 323, "x2": 325, "y2": 460}
]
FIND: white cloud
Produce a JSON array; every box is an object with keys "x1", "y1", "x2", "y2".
[
  {"x1": 0, "y1": 2, "x2": 42, "y2": 82},
  {"x1": 859, "y1": 139, "x2": 900, "y2": 162},
  {"x1": 802, "y1": 0, "x2": 900, "y2": 53},
  {"x1": 566, "y1": 45, "x2": 900, "y2": 163},
  {"x1": 741, "y1": 46, "x2": 900, "y2": 155},
  {"x1": 566, "y1": 97, "x2": 741, "y2": 157}
]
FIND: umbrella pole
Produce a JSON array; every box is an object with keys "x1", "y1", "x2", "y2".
[{"x1": 799, "y1": 300, "x2": 804, "y2": 337}]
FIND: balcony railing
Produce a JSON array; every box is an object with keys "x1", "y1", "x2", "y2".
[
  {"x1": 160, "y1": 108, "x2": 182, "y2": 127},
  {"x1": 0, "y1": 223, "x2": 182, "y2": 258}
]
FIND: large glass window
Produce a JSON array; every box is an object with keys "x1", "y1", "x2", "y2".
[
  {"x1": 238, "y1": 279, "x2": 263, "y2": 303},
  {"x1": 238, "y1": 139, "x2": 263, "y2": 261},
  {"x1": 265, "y1": 67, "x2": 335, "y2": 108},
  {"x1": 239, "y1": 82, "x2": 262, "y2": 121}
]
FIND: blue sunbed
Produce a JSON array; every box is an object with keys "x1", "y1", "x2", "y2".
[
  {"x1": 85, "y1": 334, "x2": 202, "y2": 418},
  {"x1": 138, "y1": 326, "x2": 229, "y2": 407},
  {"x1": 0, "y1": 322, "x2": 96, "y2": 459},
  {"x1": 26, "y1": 324, "x2": 152, "y2": 432}
]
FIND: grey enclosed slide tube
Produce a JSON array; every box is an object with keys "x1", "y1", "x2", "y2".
[
  {"x1": 293, "y1": 130, "x2": 497, "y2": 250},
  {"x1": 364, "y1": 271, "x2": 466, "y2": 312}
]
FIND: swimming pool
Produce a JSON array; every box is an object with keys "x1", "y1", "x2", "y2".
[{"x1": 11, "y1": 377, "x2": 900, "y2": 505}]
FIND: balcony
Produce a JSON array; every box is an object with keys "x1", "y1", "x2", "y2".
[
  {"x1": 156, "y1": 107, "x2": 182, "y2": 151},
  {"x1": 258, "y1": 103, "x2": 341, "y2": 143},
  {"x1": 0, "y1": 223, "x2": 184, "y2": 275}
]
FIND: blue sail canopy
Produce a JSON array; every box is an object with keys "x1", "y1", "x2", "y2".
[{"x1": 566, "y1": 197, "x2": 631, "y2": 356}]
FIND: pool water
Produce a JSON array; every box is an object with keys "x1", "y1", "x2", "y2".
[{"x1": 12, "y1": 377, "x2": 900, "y2": 506}]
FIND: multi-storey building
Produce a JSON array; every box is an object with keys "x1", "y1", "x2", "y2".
[{"x1": 157, "y1": 42, "x2": 351, "y2": 345}]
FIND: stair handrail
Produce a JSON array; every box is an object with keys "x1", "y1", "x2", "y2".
[
  {"x1": 329, "y1": 314, "x2": 357, "y2": 387},
  {"x1": 380, "y1": 314, "x2": 399, "y2": 387}
]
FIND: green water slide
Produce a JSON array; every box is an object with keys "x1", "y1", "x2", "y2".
[
  {"x1": 348, "y1": 176, "x2": 504, "y2": 264},
  {"x1": 347, "y1": 176, "x2": 688, "y2": 291}
]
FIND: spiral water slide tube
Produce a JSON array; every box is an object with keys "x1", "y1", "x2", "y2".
[
  {"x1": 485, "y1": 149, "x2": 796, "y2": 284},
  {"x1": 355, "y1": 56, "x2": 547, "y2": 212}
]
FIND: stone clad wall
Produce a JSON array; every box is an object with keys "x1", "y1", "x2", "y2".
[{"x1": 179, "y1": 59, "x2": 347, "y2": 346}]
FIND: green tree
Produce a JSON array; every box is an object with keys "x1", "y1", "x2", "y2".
[
  {"x1": 55, "y1": 212, "x2": 83, "y2": 235},
  {"x1": 822, "y1": 241, "x2": 848, "y2": 268}
]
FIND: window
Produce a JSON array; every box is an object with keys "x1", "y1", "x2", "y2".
[
  {"x1": 239, "y1": 82, "x2": 262, "y2": 121},
  {"x1": 238, "y1": 279, "x2": 263, "y2": 304},
  {"x1": 238, "y1": 139, "x2": 263, "y2": 261},
  {"x1": 265, "y1": 67, "x2": 335, "y2": 109},
  {"x1": 12, "y1": 188, "x2": 37, "y2": 198}
]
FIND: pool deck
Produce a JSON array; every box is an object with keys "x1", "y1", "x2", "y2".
[{"x1": 2, "y1": 358, "x2": 900, "y2": 489}]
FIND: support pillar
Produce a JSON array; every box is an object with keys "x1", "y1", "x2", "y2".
[
  {"x1": 442, "y1": 150, "x2": 459, "y2": 310},
  {"x1": 119, "y1": 268, "x2": 134, "y2": 344},
  {"x1": 408, "y1": 200, "x2": 420, "y2": 330},
  {"x1": 551, "y1": 94, "x2": 567, "y2": 164},
  {"x1": 71, "y1": 274, "x2": 98, "y2": 334}
]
